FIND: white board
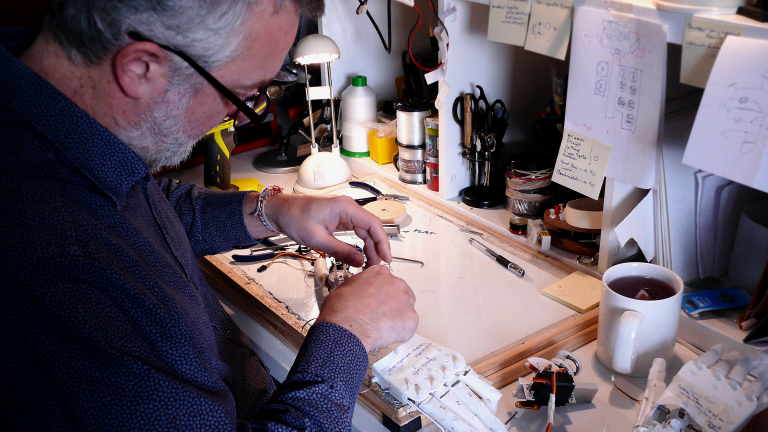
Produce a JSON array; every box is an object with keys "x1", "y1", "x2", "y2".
[{"x1": 217, "y1": 179, "x2": 574, "y2": 363}]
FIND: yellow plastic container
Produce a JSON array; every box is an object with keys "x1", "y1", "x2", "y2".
[{"x1": 368, "y1": 131, "x2": 398, "y2": 165}]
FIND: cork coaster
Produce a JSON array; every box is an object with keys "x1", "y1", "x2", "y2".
[{"x1": 363, "y1": 200, "x2": 407, "y2": 225}]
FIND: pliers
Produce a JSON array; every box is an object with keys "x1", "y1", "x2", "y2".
[{"x1": 350, "y1": 181, "x2": 410, "y2": 206}]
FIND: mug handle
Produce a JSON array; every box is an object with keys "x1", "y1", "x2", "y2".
[{"x1": 612, "y1": 310, "x2": 643, "y2": 374}]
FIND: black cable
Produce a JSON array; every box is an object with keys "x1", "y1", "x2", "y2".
[{"x1": 357, "y1": 0, "x2": 392, "y2": 54}]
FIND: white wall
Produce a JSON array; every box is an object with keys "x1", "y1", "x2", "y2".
[{"x1": 322, "y1": 0, "x2": 562, "y2": 199}]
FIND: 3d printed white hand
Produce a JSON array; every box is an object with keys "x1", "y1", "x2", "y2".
[
  {"x1": 635, "y1": 344, "x2": 768, "y2": 432},
  {"x1": 372, "y1": 334, "x2": 506, "y2": 432}
]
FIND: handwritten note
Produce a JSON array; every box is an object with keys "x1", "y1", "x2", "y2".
[
  {"x1": 487, "y1": 0, "x2": 531, "y2": 46},
  {"x1": 681, "y1": 18, "x2": 744, "y2": 88},
  {"x1": 523, "y1": 0, "x2": 573, "y2": 60},
  {"x1": 683, "y1": 36, "x2": 768, "y2": 194},
  {"x1": 552, "y1": 129, "x2": 611, "y2": 199}
]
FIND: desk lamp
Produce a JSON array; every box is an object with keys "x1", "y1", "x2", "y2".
[{"x1": 291, "y1": 34, "x2": 351, "y2": 194}]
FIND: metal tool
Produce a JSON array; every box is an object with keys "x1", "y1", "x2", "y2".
[
  {"x1": 349, "y1": 181, "x2": 410, "y2": 205},
  {"x1": 335, "y1": 224, "x2": 401, "y2": 237},
  {"x1": 452, "y1": 93, "x2": 476, "y2": 169},
  {"x1": 468, "y1": 238, "x2": 525, "y2": 277},
  {"x1": 391, "y1": 256, "x2": 424, "y2": 268}
]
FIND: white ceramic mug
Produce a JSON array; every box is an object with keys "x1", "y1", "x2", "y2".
[{"x1": 596, "y1": 263, "x2": 684, "y2": 377}]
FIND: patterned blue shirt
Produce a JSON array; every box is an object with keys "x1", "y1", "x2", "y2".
[{"x1": 0, "y1": 27, "x2": 368, "y2": 432}]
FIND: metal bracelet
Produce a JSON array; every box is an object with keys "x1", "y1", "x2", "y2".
[{"x1": 254, "y1": 185, "x2": 283, "y2": 234}]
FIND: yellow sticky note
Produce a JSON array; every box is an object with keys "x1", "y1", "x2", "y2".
[{"x1": 541, "y1": 271, "x2": 602, "y2": 313}]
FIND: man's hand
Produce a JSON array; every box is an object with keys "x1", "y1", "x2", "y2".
[
  {"x1": 315, "y1": 265, "x2": 418, "y2": 352},
  {"x1": 264, "y1": 194, "x2": 392, "y2": 267}
]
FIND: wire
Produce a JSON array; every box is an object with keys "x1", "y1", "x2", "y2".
[
  {"x1": 408, "y1": 5, "x2": 441, "y2": 72},
  {"x1": 612, "y1": 375, "x2": 641, "y2": 403},
  {"x1": 357, "y1": 0, "x2": 392, "y2": 54},
  {"x1": 265, "y1": 252, "x2": 316, "y2": 269},
  {"x1": 428, "y1": 0, "x2": 449, "y2": 42}
]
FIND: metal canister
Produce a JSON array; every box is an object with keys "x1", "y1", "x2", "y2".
[
  {"x1": 424, "y1": 116, "x2": 439, "y2": 158},
  {"x1": 394, "y1": 141, "x2": 426, "y2": 184},
  {"x1": 425, "y1": 155, "x2": 439, "y2": 191}
]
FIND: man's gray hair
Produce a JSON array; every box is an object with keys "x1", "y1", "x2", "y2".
[{"x1": 44, "y1": 0, "x2": 324, "y2": 84}]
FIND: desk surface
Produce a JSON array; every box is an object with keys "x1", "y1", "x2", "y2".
[{"x1": 161, "y1": 147, "x2": 699, "y2": 431}]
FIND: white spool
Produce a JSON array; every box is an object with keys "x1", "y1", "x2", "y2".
[
  {"x1": 341, "y1": 75, "x2": 377, "y2": 156},
  {"x1": 395, "y1": 102, "x2": 432, "y2": 146}
]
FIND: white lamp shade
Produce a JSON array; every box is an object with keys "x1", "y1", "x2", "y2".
[
  {"x1": 294, "y1": 152, "x2": 351, "y2": 193},
  {"x1": 294, "y1": 34, "x2": 340, "y2": 65}
]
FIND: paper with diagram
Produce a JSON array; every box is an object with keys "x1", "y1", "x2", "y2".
[
  {"x1": 523, "y1": 0, "x2": 573, "y2": 60},
  {"x1": 680, "y1": 18, "x2": 744, "y2": 89},
  {"x1": 565, "y1": 7, "x2": 667, "y2": 189},
  {"x1": 683, "y1": 37, "x2": 768, "y2": 194},
  {"x1": 487, "y1": 0, "x2": 531, "y2": 46}
]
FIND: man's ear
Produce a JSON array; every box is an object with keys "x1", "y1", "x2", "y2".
[{"x1": 113, "y1": 41, "x2": 168, "y2": 100}]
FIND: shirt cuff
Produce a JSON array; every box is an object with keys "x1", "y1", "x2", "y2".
[
  {"x1": 290, "y1": 322, "x2": 369, "y2": 406},
  {"x1": 200, "y1": 190, "x2": 256, "y2": 248}
]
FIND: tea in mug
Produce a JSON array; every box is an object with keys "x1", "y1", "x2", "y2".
[{"x1": 608, "y1": 276, "x2": 676, "y2": 301}]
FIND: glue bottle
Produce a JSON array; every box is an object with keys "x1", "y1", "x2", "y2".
[{"x1": 341, "y1": 75, "x2": 376, "y2": 158}]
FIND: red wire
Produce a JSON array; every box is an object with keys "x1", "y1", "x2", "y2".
[{"x1": 409, "y1": 5, "x2": 441, "y2": 72}]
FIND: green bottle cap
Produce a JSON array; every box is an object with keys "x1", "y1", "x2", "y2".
[{"x1": 352, "y1": 75, "x2": 367, "y2": 87}]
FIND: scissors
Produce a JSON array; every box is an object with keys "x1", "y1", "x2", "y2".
[{"x1": 488, "y1": 99, "x2": 509, "y2": 143}]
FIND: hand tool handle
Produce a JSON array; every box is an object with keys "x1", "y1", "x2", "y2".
[
  {"x1": 354, "y1": 197, "x2": 379, "y2": 206},
  {"x1": 232, "y1": 252, "x2": 276, "y2": 262},
  {"x1": 464, "y1": 93, "x2": 472, "y2": 148},
  {"x1": 496, "y1": 255, "x2": 525, "y2": 277},
  {"x1": 349, "y1": 181, "x2": 382, "y2": 197}
]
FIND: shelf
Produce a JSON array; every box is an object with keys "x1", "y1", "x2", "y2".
[{"x1": 345, "y1": 156, "x2": 603, "y2": 278}]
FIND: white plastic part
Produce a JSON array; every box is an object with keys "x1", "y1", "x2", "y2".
[
  {"x1": 727, "y1": 355, "x2": 760, "y2": 386},
  {"x1": 294, "y1": 152, "x2": 351, "y2": 193},
  {"x1": 394, "y1": 0, "x2": 415, "y2": 6},
  {"x1": 651, "y1": 353, "x2": 763, "y2": 432},
  {"x1": 711, "y1": 351, "x2": 740, "y2": 379},
  {"x1": 450, "y1": 381, "x2": 506, "y2": 432},
  {"x1": 555, "y1": 350, "x2": 582, "y2": 376},
  {"x1": 745, "y1": 365, "x2": 768, "y2": 399},
  {"x1": 613, "y1": 310, "x2": 643, "y2": 375},
  {"x1": 635, "y1": 358, "x2": 667, "y2": 429},
  {"x1": 547, "y1": 393, "x2": 556, "y2": 426},
  {"x1": 372, "y1": 335, "x2": 506, "y2": 432},
  {"x1": 415, "y1": 395, "x2": 479, "y2": 432},
  {"x1": 438, "y1": 388, "x2": 492, "y2": 432},
  {"x1": 695, "y1": 344, "x2": 723, "y2": 369},
  {"x1": 527, "y1": 357, "x2": 556, "y2": 373},
  {"x1": 457, "y1": 367, "x2": 503, "y2": 413}
]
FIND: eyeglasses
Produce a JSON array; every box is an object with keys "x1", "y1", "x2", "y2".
[{"x1": 127, "y1": 31, "x2": 270, "y2": 130}]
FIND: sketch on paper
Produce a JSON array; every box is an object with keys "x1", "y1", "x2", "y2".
[
  {"x1": 593, "y1": 20, "x2": 642, "y2": 133},
  {"x1": 529, "y1": 21, "x2": 558, "y2": 43},
  {"x1": 715, "y1": 70, "x2": 768, "y2": 154}
]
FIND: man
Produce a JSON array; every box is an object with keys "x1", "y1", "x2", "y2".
[{"x1": 0, "y1": 0, "x2": 418, "y2": 430}]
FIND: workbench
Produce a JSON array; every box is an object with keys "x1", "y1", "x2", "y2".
[{"x1": 159, "y1": 145, "x2": 702, "y2": 432}]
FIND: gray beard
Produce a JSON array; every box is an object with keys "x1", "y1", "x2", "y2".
[{"x1": 114, "y1": 86, "x2": 207, "y2": 173}]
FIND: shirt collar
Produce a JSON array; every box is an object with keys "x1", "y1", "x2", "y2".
[{"x1": 0, "y1": 27, "x2": 151, "y2": 207}]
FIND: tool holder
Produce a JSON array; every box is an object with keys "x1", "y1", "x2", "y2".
[{"x1": 462, "y1": 150, "x2": 505, "y2": 208}]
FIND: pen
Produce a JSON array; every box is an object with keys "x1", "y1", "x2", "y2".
[{"x1": 469, "y1": 238, "x2": 525, "y2": 277}]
